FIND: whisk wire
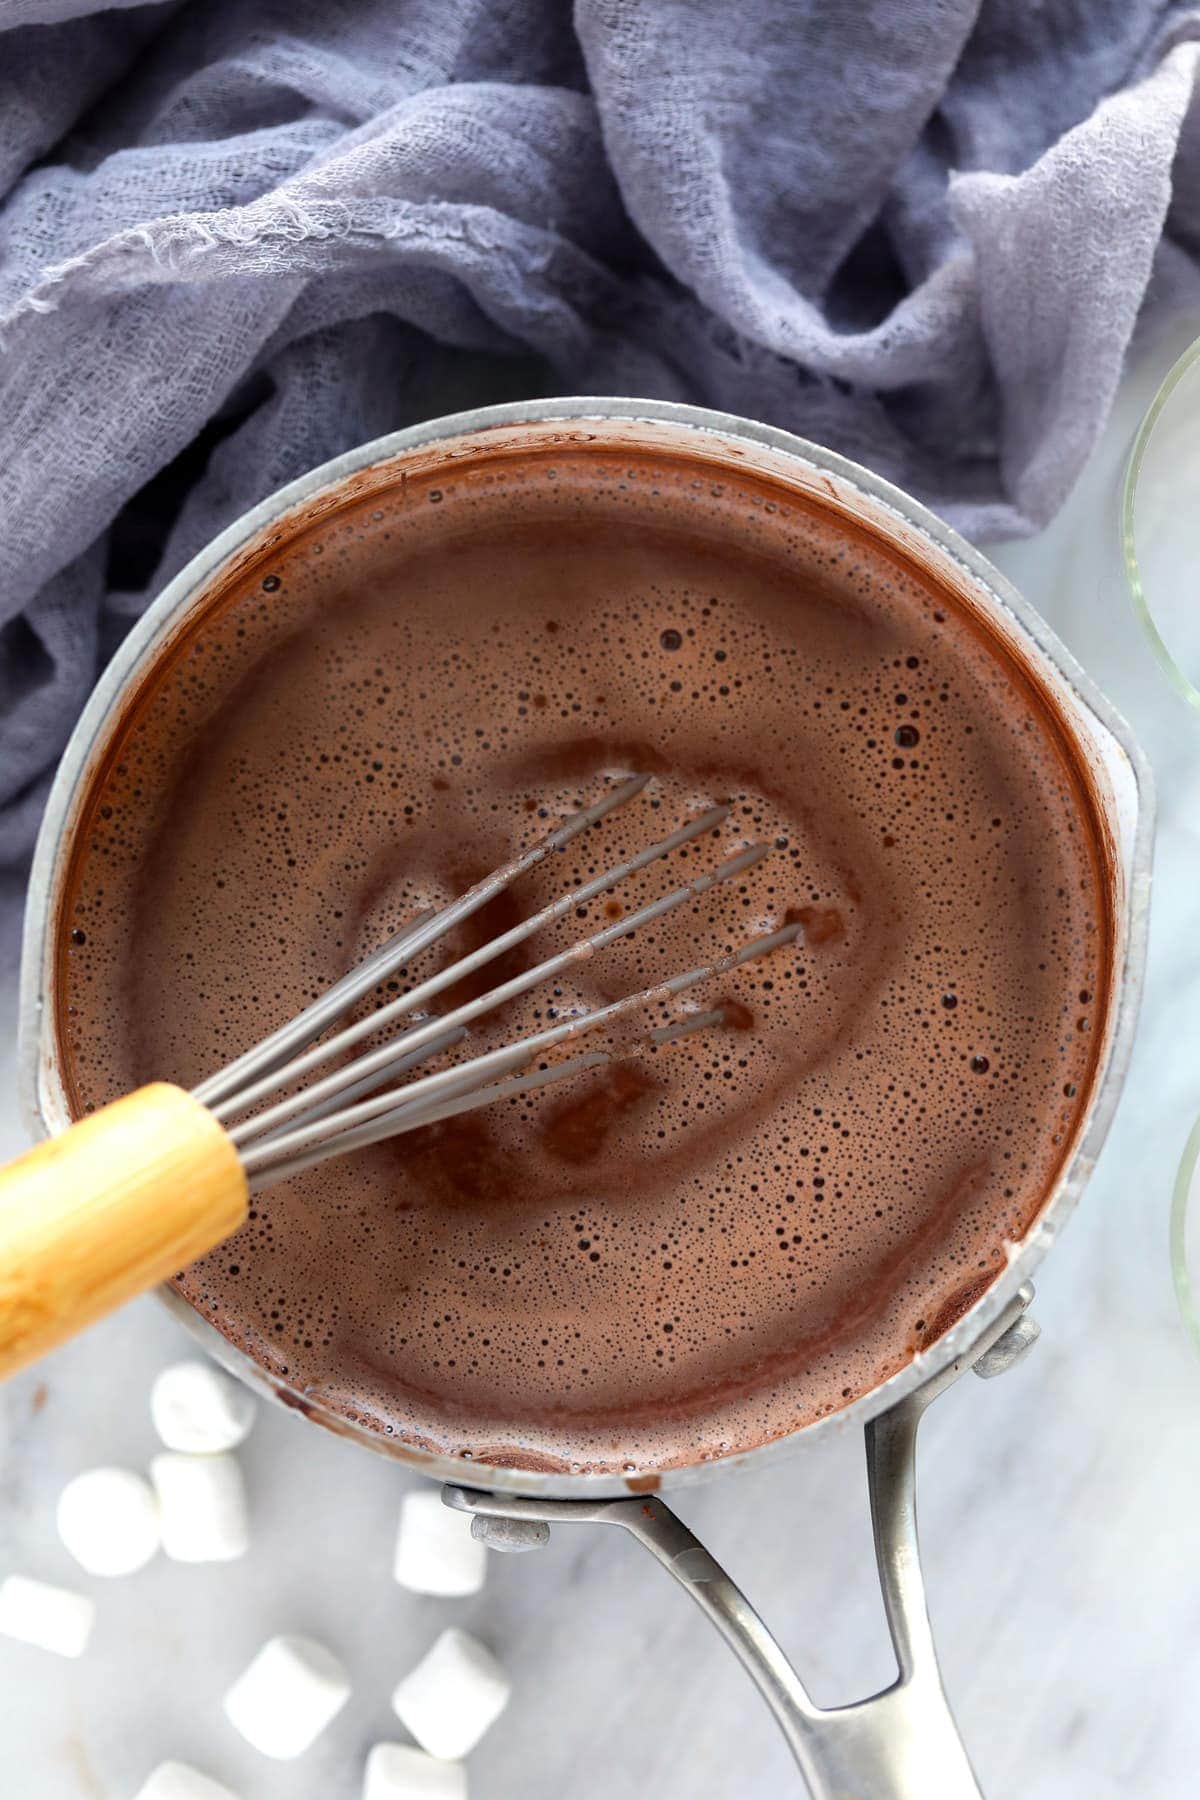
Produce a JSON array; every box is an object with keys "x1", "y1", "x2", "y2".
[
  {"x1": 222, "y1": 831, "x2": 762, "y2": 1147},
  {"x1": 194, "y1": 772, "x2": 649, "y2": 1110},
  {"x1": 209, "y1": 783, "x2": 720, "y2": 1127},
  {"x1": 246, "y1": 1022, "x2": 468, "y2": 1152},
  {"x1": 239, "y1": 921, "x2": 801, "y2": 1183},
  {"x1": 198, "y1": 776, "x2": 802, "y2": 1188},
  {"x1": 247, "y1": 1009, "x2": 725, "y2": 1191}
]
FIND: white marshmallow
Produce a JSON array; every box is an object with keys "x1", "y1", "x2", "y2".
[
  {"x1": 151, "y1": 1359, "x2": 256, "y2": 1455},
  {"x1": 133, "y1": 1761, "x2": 241, "y2": 1800},
  {"x1": 393, "y1": 1489, "x2": 487, "y2": 1597},
  {"x1": 56, "y1": 1466, "x2": 160, "y2": 1577},
  {"x1": 0, "y1": 1574, "x2": 95, "y2": 1658},
  {"x1": 150, "y1": 1452, "x2": 248, "y2": 1562},
  {"x1": 391, "y1": 1628, "x2": 510, "y2": 1760},
  {"x1": 223, "y1": 1633, "x2": 351, "y2": 1759},
  {"x1": 364, "y1": 1742, "x2": 467, "y2": 1800}
]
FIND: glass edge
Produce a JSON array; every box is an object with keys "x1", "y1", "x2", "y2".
[
  {"x1": 1170, "y1": 1111, "x2": 1200, "y2": 1355},
  {"x1": 1120, "y1": 331, "x2": 1200, "y2": 713}
]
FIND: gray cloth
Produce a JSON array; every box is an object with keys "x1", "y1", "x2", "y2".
[{"x1": 3, "y1": 1, "x2": 1200, "y2": 883}]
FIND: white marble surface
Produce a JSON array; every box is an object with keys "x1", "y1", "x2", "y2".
[{"x1": 4, "y1": 326, "x2": 1200, "y2": 1800}]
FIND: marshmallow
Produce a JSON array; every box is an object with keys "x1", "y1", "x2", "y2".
[
  {"x1": 365, "y1": 1742, "x2": 467, "y2": 1800},
  {"x1": 151, "y1": 1360, "x2": 256, "y2": 1455},
  {"x1": 391, "y1": 1628, "x2": 510, "y2": 1760},
  {"x1": 133, "y1": 1762, "x2": 241, "y2": 1800},
  {"x1": 56, "y1": 1466, "x2": 160, "y2": 1577},
  {"x1": 0, "y1": 1574, "x2": 95, "y2": 1658},
  {"x1": 150, "y1": 1452, "x2": 248, "y2": 1562},
  {"x1": 393, "y1": 1489, "x2": 487, "y2": 1597},
  {"x1": 223, "y1": 1633, "x2": 351, "y2": 1759}
]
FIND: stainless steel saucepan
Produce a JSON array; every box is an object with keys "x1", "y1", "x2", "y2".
[{"x1": 18, "y1": 400, "x2": 1152, "y2": 1799}]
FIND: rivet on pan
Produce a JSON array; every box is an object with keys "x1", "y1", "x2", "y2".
[
  {"x1": 972, "y1": 1312, "x2": 1041, "y2": 1380},
  {"x1": 470, "y1": 1516, "x2": 551, "y2": 1553}
]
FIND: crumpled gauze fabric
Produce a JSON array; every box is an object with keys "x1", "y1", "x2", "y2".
[{"x1": 3, "y1": 0, "x2": 1200, "y2": 889}]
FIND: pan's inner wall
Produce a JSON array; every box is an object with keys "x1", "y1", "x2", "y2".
[{"x1": 53, "y1": 433, "x2": 1112, "y2": 1474}]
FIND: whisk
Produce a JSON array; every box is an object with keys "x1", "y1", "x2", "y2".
[{"x1": 0, "y1": 775, "x2": 800, "y2": 1378}]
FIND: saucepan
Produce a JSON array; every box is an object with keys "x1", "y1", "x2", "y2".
[{"x1": 17, "y1": 400, "x2": 1152, "y2": 1799}]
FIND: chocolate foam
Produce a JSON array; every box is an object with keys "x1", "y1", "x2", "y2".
[{"x1": 54, "y1": 431, "x2": 1111, "y2": 1474}]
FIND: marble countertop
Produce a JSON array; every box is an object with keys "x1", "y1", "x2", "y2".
[{"x1": 3, "y1": 324, "x2": 1200, "y2": 1800}]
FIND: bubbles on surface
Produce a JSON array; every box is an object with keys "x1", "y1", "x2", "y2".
[{"x1": 56, "y1": 435, "x2": 1110, "y2": 1474}]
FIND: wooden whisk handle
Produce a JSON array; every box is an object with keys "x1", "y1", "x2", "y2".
[{"x1": 0, "y1": 1083, "x2": 247, "y2": 1379}]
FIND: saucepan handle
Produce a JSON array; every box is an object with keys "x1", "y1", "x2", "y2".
[
  {"x1": 799, "y1": 1390, "x2": 987, "y2": 1800},
  {"x1": 445, "y1": 1284, "x2": 1037, "y2": 1800}
]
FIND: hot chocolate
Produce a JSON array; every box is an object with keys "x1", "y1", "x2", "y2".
[{"x1": 55, "y1": 430, "x2": 1111, "y2": 1473}]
